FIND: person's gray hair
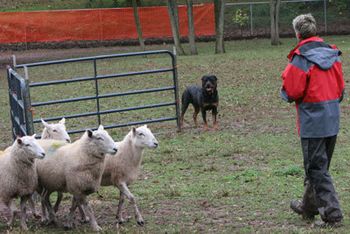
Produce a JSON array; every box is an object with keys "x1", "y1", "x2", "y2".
[{"x1": 292, "y1": 14, "x2": 317, "y2": 39}]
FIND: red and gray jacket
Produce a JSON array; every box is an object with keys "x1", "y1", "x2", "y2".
[{"x1": 281, "y1": 36, "x2": 344, "y2": 138}]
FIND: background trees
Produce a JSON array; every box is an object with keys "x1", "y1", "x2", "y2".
[
  {"x1": 270, "y1": 0, "x2": 281, "y2": 45},
  {"x1": 186, "y1": 0, "x2": 198, "y2": 55},
  {"x1": 167, "y1": 0, "x2": 186, "y2": 55},
  {"x1": 214, "y1": 0, "x2": 225, "y2": 54},
  {"x1": 131, "y1": 0, "x2": 145, "y2": 51}
]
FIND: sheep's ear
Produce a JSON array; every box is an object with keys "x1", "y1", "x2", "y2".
[
  {"x1": 87, "y1": 130, "x2": 93, "y2": 138},
  {"x1": 144, "y1": 124, "x2": 148, "y2": 128},
  {"x1": 17, "y1": 138, "x2": 23, "y2": 145},
  {"x1": 98, "y1": 125, "x2": 104, "y2": 131},
  {"x1": 132, "y1": 127, "x2": 136, "y2": 136},
  {"x1": 59, "y1": 118, "x2": 66, "y2": 125},
  {"x1": 41, "y1": 119, "x2": 50, "y2": 128}
]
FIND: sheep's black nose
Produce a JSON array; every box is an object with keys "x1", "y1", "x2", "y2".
[
  {"x1": 41, "y1": 153, "x2": 45, "y2": 157},
  {"x1": 66, "y1": 139, "x2": 71, "y2": 143},
  {"x1": 154, "y1": 142, "x2": 158, "y2": 148},
  {"x1": 113, "y1": 148, "x2": 118, "y2": 153}
]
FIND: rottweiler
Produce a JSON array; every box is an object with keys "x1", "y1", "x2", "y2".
[{"x1": 180, "y1": 75, "x2": 219, "y2": 130}]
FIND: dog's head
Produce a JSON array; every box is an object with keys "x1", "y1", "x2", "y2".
[{"x1": 201, "y1": 75, "x2": 217, "y2": 95}]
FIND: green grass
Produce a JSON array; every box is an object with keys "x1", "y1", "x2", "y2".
[{"x1": 1, "y1": 35, "x2": 350, "y2": 233}]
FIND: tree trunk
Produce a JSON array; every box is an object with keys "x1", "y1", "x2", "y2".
[
  {"x1": 214, "y1": 0, "x2": 225, "y2": 54},
  {"x1": 132, "y1": 0, "x2": 145, "y2": 51},
  {"x1": 167, "y1": 0, "x2": 186, "y2": 55},
  {"x1": 270, "y1": 0, "x2": 281, "y2": 45},
  {"x1": 186, "y1": 0, "x2": 198, "y2": 55}
]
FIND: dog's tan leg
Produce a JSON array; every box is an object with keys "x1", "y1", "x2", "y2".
[
  {"x1": 180, "y1": 114, "x2": 185, "y2": 129},
  {"x1": 212, "y1": 113, "x2": 218, "y2": 130},
  {"x1": 203, "y1": 123, "x2": 209, "y2": 131}
]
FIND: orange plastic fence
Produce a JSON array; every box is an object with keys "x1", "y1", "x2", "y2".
[{"x1": 0, "y1": 4, "x2": 214, "y2": 44}]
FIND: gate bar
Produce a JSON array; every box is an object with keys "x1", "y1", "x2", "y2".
[
  {"x1": 34, "y1": 102, "x2": 176, "y2": 123},
  {"x1": 15, "y1": 50, "x2": 175, "y2": 68},
  {"x1": 31, "y1": 86, "x2": 175, "y2": 107},
  {"x1": 28, "y1": 68, "x2": 174, "y2": 87},
  {"x1": 67, "y1": 117, "x2": 177, "y2": 135}
]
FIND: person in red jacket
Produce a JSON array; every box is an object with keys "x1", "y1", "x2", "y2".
[{"x1": 280, "y1": 14, "x2": 344, "y2": 227}]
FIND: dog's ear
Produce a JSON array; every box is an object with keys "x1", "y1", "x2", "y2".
[
  {"x1": 201, "y1": 75, "x2": 207, "y2": 81},
  {"x1": 212, "y1": 75, "x2": 218, "y2": 81}
]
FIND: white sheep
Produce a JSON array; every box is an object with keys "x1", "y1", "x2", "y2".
[
  {"x1": 0, "y1": 118, "x2": 70, "y2": 219},
  {"x1": 36, "y1": 125, "x2": 117, "y2": 231},
  {"x1": 0, "y1": 135, "x2": 45, "y2": 230},
  {"x1": 101, "y1": 125, "x2": 158, "y2": 225},
  {"x1": 54, "y1": 125, "x2": 159, "y2": 224},
  {"x1": 0, "y1": 118, "x2": 70, "y2": 158},
  {"x1": 24, "y1": 118, "x2": 71, "y2": 218},
  {"x1": 35, "y1": 118, "x2": 71, "y2": 219},
  {"x1": 41, "y1": 118, "x2": 71, "y2": 143}
]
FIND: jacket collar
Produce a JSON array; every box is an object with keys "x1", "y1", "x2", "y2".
[{"x1": 287, "y1": 36, "x2": 324, "y2": 60}]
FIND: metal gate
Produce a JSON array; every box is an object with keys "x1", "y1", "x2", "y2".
[{"x1": 7, "y1": 50, "x2": 180, "y2": 139}]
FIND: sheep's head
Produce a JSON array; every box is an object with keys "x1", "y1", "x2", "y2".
[
  {"x1": 15, "y1": 134, "x2": 46, "y2": 160},
  {"x1": 86, "y1": 125, "x2": 118, "y2": 156},
  {"x1": 41, "y1": 118, "x2": 71, "y2": 143},
  {"x1": 132, "y1": 125, "x2": 159, "y2": 149}
]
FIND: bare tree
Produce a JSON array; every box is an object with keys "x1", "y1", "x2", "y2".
[
  {"x1": 214, "y1": 0, "x2": 225, "y2": 54},
  {"x1": 186, "y1": 0, "x2": 198, "y2": 55},
  {"x1": 131, "y1": 0, "x2": 145, "y2": 51},
  {"x1": 167, "y1": 0, "x2": 186, "y2": 55},
  {"x1": 270, "y1": 0, "x2": 281, "y2": 45}
]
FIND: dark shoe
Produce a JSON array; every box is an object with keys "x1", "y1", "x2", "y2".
[
  {"x1": 290, "y1": 200, "x2": 316, "y2": 220},
  {"x1": 313, "y1": 220, "x2": 343, "y2": 228}
]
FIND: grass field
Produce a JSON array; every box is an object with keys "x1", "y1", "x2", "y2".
[{"x1": 0, "y1": 36, "x2": 350, "y2": 233}]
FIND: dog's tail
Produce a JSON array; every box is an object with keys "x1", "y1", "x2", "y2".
[{"x1": 181, "y1": 89, "x2": 191, "y2": 115}]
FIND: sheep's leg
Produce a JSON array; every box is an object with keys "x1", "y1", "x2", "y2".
[
  {"x1": 119, "y1": 183, "x2": 144, "y2": 226},
  {"x1": 53, "y1": 191, "x2": 63, "y2": 213},
  {"x1": 80, "y1": 198, "x2": 102, "y2": 232},
  {"x1": 28, "y1": 195, "x2": 40, "y2": 219},
  {"x1": 40, "y1": 190, "x2": 48, "y2": 222},
  {"x1": 78, "y1": 204, "x2": 89, "y2": 223},
  {"x1": 40, "y1": 189, "x2": 49, "y2": 223},
  {"x1": 65, "y1": 196, "x2": 79, "y2": 229},
  {"x1": 42, "y1": 191, "x2": 57, "y2": 225},
  {"x1": 20, "y1": 196, "x2": 30, "y2": 230},
  {"x1": 115, "y1": 191, "x2": 126, "y2": 223},
  {"x1": 2, "y1": 200, "x2": 14, "y2": 229}
]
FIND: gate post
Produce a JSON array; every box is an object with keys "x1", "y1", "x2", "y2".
[
  {"x1": 172, "y1": 47, "x2": 181, "y2": 132},
  {"x1": 23, "y1": 66, "x2": 34, "y2": 136},
  {"x1": 7, "y1": 66, "x2": 16, "y2": 140}
]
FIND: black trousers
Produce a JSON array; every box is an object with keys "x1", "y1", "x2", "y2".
[{"x1": 301, "y1": 136, "x2": 343, "y2": 222}]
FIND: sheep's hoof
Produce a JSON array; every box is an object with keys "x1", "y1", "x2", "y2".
[
  {"x1": 64, "y1": 226, "x2": 72, "y2": 230},
  {"x1": 80, "y1": 217, "x2": 90, "y2": 224},
  {"x1": 33, "y1": 212, "x2": 41, "y2": 220},
  {"x1": 63, "y1": 222, "x2": 74, "y2": 230},
  {"x1": 92, "y1": 225, "x2": 102, "y2": 232},
  {"x1": 6, "y1": 225, "x2": 13, "y2": 231},
  {"x1": 137, "y1": 220, "x2": 145, "y2": 226},
  {"x1": 116, "y1": 215, "x2": 126, "y2": 224},
  {"x1": 45, "y1": 219, "x2": 58, "y2": 227},
  {"x1": 117, "y1": 219, "x2": 126, "y2": 224},
  {"x1": 20, "y1": 224, "x2": 29, "y2": 231},
  {"x1": 40, "y1": 217, "x2": 48, "y2": 224}
]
